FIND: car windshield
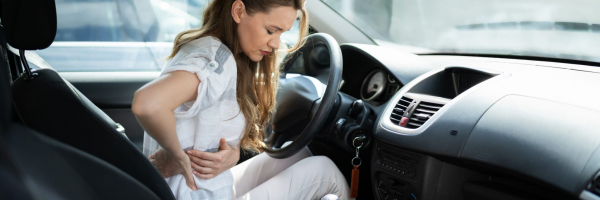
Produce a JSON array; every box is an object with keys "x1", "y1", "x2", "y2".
[{"x1": 322, "y1": 0, "x2": 600, "y2": 63}]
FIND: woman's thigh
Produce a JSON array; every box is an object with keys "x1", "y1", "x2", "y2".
[
  {"x1": 236, "y1": 156, "x2": 351, "y2": 200},
  {"x1": 231, "y1": 147, "x2": 312, "y2": 198}
]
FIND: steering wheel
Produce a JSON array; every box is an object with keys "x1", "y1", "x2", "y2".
[{"x1": 264, "y1": 33, "x2": 343, "y2": 158}]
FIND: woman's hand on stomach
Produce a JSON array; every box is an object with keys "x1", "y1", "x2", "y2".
[
  {"x1": 149, "y1": 148, "x2": 198, "y2": 190},
  {"x1": 187, "y1": 138, "x2": 240, "y2": 179}
]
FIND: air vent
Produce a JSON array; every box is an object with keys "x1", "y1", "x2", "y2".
[
  {"x1": 406, "y1": 101, "x2": 445, "y2": 129},
  {"x1": 389, "y1": 96, "x2": 413, "y2": 125}
]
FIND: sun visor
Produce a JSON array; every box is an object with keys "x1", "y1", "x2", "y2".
[{"x1": 1, "y1": 0, "x2": 57, "y2": 50}]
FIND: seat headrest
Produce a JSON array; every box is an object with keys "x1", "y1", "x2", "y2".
[{"x1": 1, "y1": 0, "x2": 57, "y2": 50}]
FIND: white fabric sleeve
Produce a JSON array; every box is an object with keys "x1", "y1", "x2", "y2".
[{"x1": 162, "y1": 49, "x2": 235, "y2": 118}]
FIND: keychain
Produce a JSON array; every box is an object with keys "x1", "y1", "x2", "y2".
[{"x1": 350, "y1": 137, "x2": 363, "y2": 198}]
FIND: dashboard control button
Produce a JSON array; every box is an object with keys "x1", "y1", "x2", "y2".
[
  {"x1": 333, "y1": 118, "x2": 346, "y2": 136},
  {"x1": 378, "y1": 187, "x2": 388, "y2": 199},
  {"x1": 399, "y1": 117, "x2": 408, "y2": 126}
]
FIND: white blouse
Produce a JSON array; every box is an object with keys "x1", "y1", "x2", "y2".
[{"x1": 143, "y1": 36, "x2": 245, "y2": 200}]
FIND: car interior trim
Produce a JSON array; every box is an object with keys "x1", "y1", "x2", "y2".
[
  {"x1": 306, "y1": 0, "x2": 375, "y2": 45},
  {"x1": 379, "y1": 66, "x2": 509, "y2": 135}
]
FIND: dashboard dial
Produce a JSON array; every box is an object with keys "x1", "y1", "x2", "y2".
[{"x1": 361, "y1": 70, "x2": 387, "y2": 101}]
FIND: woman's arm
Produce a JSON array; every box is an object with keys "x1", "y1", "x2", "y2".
[
  {"x1": 186, "y1": 138, "x2": 241, "y2": 179},
  {"x1": 132, "y1": 71, "x2": 200, "y2": 190}
]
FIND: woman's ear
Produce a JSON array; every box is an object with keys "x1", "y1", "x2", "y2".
[{"x1": 231, "y1": 0, "x2": 244, "y2": 24}]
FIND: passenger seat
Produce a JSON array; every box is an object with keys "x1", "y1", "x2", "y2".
[{"x1": 2, "y1": 0, "x2": 175, "y2": 199}]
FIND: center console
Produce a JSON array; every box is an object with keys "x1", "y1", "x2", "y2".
[
  {"x1": 372, "y1": 141, "x2": 420, "y2": 200},
  {"x1": 371, "y1": 67, "x2": 502, "y2": 200}
]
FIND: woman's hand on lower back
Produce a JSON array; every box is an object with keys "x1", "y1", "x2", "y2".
[
  {"x1": 134, "y1": 71, "x2": 200, "y2": 190},
  {"x1": 149, "y1": 148, "x2": 198, "y2": 190},
  {"x1": 187, "y1": 138, "x2": 241, "y2": 179}
]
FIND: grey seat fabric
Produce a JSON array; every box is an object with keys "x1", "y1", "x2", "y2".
[
  {"x1": 1, "y1": 125, "x2": 162, "y2": 200},
  {"x1": 2, "y1": 0, "x2": 176, "y2": 199},
  {"x1": 0, "y1": 20, "x2": 32, "y2": 200},
  {"x1": 0, "y1": 23, "x2": 160, "y2": 200},
  {"x1": 11, "y1": 69, "x2": 175, "y2": 200}
]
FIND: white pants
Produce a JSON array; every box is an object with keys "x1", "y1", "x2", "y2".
[{"x1": 231, "y1": 148, "x2": 353, "y2": 200}]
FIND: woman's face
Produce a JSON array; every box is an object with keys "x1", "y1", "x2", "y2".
[{"x1": 232, "y1": 2, "x2": 297, "y2": 62}]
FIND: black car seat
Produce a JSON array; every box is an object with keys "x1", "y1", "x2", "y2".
[
  {"x1": 2, "y1": 1, "x2": 175, "y2": 199},
  {"x1": 0, "y1": 15, "x2": 160, "y2": 200}
]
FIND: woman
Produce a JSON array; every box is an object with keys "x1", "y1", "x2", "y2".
[{"x1": 132, "y1": 0, "x2": 351, "y2": 199}]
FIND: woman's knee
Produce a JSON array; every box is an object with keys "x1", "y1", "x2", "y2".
[
  {"x1": 309, "y1": 156, "x2": 334, "y2": 164},
  {"x1": 300, "y1": 156, "x2": 340, "y2": 173},
  {"x1": 294, "y1": 156, "x2": 350, "y2": 198}
]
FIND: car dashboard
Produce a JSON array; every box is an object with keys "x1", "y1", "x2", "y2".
[{"x1": 327, "y1": 43, "x2": 600, "y2": 200}]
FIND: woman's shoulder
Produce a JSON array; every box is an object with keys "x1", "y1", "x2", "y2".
[
  {"x1": 167, "y1": 36, "x2": 236, "y2": 72},
  {"x1": 183, "y1": 36, "x2": 233, "y2": 57},
  {"x1": 165, "y1": 36, "x2": 237, "y2": 78}
]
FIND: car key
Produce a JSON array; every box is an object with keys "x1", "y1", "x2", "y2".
[{"x1": 350, "y1": 137, "x2": 363, "y2": 198}]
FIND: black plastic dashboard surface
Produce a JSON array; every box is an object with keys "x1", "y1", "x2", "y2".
[
  {"x1": 297, "y1": 43, "x2": 600, "y2": 197},
  {"x1": 372, "y1": 53, "x2": 600, "y2": 196},
  {"x1": 460, "y1": 94, "x2": 600, "y2": 194}
]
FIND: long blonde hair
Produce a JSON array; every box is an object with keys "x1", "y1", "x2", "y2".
[{"x1": 167, "y1": 0, "x2": 309, "y2": 152}]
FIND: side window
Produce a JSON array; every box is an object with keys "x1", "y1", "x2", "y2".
[
  {"x1": 54, "y1": 0, "x2": 142, "y2": 42},
  {"x1": 280, "y1": 19, "x2": 301, "y2": 49},
  {"x1": 276, "y1": 19, "x2": 301, "y2": 66},
  {"x1": 146, "y1": 0, "x2": 203, "y2": 42},
  {"x1": 37, "y1": 0, "x2": 206, "y2": 72},
  {"x1": 36, "y1": 0, "x2": 301, "y2": 72}
]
